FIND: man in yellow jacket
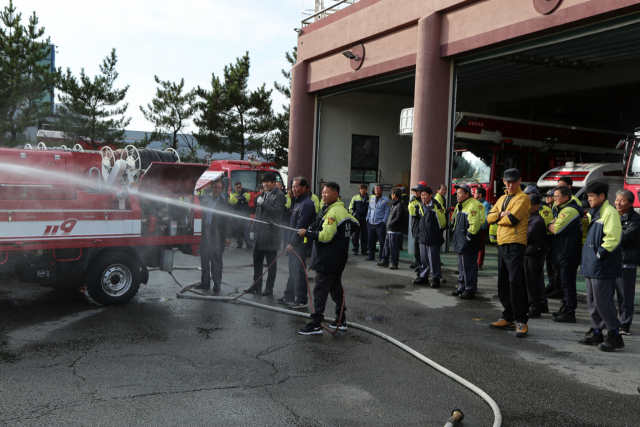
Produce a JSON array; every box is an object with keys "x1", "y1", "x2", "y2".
[{"x1": 487, "y1": 169, "x2": 531, "y2": 338}]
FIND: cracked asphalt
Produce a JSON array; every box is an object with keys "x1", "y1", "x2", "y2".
[{"x1": 1, "y1": 248, "x2": 640, "y2": 426}]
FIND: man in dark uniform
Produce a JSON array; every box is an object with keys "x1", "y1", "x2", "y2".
[
  {"x1": 297, "y1": 182, "x2": 359, "y2": 335},
  {"x1": 195, "y1": 179, "x2": 231, "y2": 291}
]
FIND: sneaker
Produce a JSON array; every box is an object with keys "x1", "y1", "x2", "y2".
[
  {"x1": 289, "y1": 302, "x2": 309, "y2": 309},
  {"x1": 389, "y1": 265, "x2": 398, "y2": 270},
  {"x1": 451, "y1": 289, "x2": 464, "y2": 296},
  {"x1": 490, "y1": 318, "x2": 516, "y2": 330},
  {"x1": 598, "y1": 330, "x2": 625, "y2": 352},
  {"x1": 277, "y1": 297, "x2": 294, "y2": 304},
  {"x1": 329, "y1": 320, "x2": 347, "y2": 331},
  {"x1": 515, "y1": 323, "x2": 528, "y2": 338},
  {"x1": 620, "y1": 325, "x2": 631, "y2": 335},
  {"x1": 459, "y1": 289, "x2": 476, "y2": 300},
  {"x1": 552, "y1": 313, "x2": 576, "y2": 323},
  {"x1": 298, "y1": 323, "x2": 322, "y2": 335},
  {"x1": 377, "y1": 261, "x2": 389, "y2": 267},
  {"x1": 577, "y1": 328, "x2": 604, "y2": 346}
]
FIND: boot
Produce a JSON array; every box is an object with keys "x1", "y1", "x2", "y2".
[
  {"x1": 430, "y1": 279, "x2": 440, "y2": 288},
  {"x1": 598, "y1": 330, "x2": 625, "y2": 352}
]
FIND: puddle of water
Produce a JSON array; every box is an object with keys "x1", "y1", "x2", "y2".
[{"x1": 364, "y1": 316, "x2": 384, "y2": 323}]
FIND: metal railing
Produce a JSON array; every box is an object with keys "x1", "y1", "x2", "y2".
[{"x1": 301, "y1": 0, "x2": 359, "y2": 26}]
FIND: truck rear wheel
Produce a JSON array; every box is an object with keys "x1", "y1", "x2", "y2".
[{"x1": 85, "y1": 251, "x2": 141, "y2": 305}]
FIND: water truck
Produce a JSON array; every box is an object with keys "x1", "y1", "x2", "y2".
[{"x1": 0, "y1": 144, "x2": 208, "y2": 305}]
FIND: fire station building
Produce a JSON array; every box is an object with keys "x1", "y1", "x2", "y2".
[{"x1": 287, "y1": 0, "x2": 640, "y2": 199}]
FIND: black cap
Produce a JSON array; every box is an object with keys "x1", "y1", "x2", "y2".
[
  {"x1": 454, "y1": 183, "x2": 472, "y2": 194},
  {"x1": 411, "y1": 184, "x2": 425, "y2": 192},
  {"x1": 504, "y1": 168, "x2": 521, "y2": 181},
  {"x1": 524, "y1": 185, "x2": 539, "y2": 195}
]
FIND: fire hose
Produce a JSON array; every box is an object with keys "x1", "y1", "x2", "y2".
[{"x1": 171, "y1": 249, "x2": 502, "y2": 426}]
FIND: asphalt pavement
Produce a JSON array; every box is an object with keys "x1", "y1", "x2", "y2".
[{"x1": 1, "y1": 248, "x2": 639, "y2": 426}]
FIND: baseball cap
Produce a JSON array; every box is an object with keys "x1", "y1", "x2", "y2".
[
  {"x1": 418, "y1": 181, "x2": 427, "y2": 187},
  {"x1": 411, "y1": 184, "x2": 425, "y2": 192},
  {"x1": 454, "y1": 183, "x2": 472, "y2": 194},
  {"x1": 504, "y1": 168, "x2": 521, "y2": 181},
  {"x1": 542, "y1": 189, "x2": 555, "y2": 197},
  {"x1": 524, "y1": 185, "x2": 539, "y2": 195}
]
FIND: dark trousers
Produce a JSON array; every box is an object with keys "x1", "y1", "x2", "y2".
[
  {"x1": 615, "y1": 267, "x2": 636, "y2": 326},
  {"x1": 253, "y1": 249, "x2": 278, "y2": 291},
  {"x1": 413, "y1": 238, "x2": 421, "y2": 272},
  {"x1": 497, "y1": 243, "x2": 529, "y2": 324},
  {"x1": 352, "y1": 219, "x2": 369, "y2": 254},
  {"x1": 367, "y1": 222, "x2": 386, "y2": 261},
  {"x1": 234, "y1": 217, "x2": 252, "y2": 246},
  {"x1": 555, "y1": 265, "x2": 578, "y2": 315},
  {"x1": 586, "y1": 277, "x2": 622, "y2": 331},
  {"x1": 456, "y1": 252, "x2": 478, "y2": 291},
  {"x1": 200, "y1": 237, "x2": 225, "y2": 288},
  {"x1": 524, "y1": 256, "x2": 543, "y2": 308},
  {"x1": 311, "y1": 271, "x2": 346, "y2": 327},
  {"x1": 539, "y1": 254, "x2": 549, "y2": 304},
  {"x1": 477, "y1": 229, "x2": 487, "y2": 266},
  {"x1": 420, "y1": 244, "x2": 441, "y2": 279},
  {"x1": 283, "y1": 245, "x2": 308, "y2": 303},
  {"x1": 545, "y1": 242, "x2": 556, "y2": 291},
  {"x1": 381, "y1": 233, "x2": 402, "y2": 266}
]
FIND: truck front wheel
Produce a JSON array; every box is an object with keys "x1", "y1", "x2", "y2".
[{"x1": 85, "y1": 251, "x2": 141, "y2": 305}]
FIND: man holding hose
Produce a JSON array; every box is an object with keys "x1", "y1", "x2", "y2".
[{"x1": 297, "y1": 182, "x2": 359, "y2": 335}]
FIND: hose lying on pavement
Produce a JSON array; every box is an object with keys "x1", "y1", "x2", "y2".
[{"x1": 175, "y1": 281, "x2": 502, "y2": 427}]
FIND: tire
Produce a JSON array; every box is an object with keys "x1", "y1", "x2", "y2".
[{"x1": 85, "y1": 251, "x2": 141, "y2": 305}]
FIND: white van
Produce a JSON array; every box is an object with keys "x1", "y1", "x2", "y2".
[{"x1": 537, "y1": 162, "x2": 623, "y2": 209}]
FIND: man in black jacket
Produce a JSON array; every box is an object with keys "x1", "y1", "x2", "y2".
[
  {"x1": 378, "y1": 187, "x2": 405, "y2": 269},
  {"x1": 614, "y1": 189, "x2": 640, "y2": 335},
  {"x1": 195, "y1": 179, "x2": 231, "y2": 292},
  {"x1": 297, "y1": 182, "x2": 359, "y2": 335},
  {"x1": 524, "y1": 193, "x2": 549, "y2": 318},
  {"x1": 279, "y1": 176, "x2": 316, "y2": 309},
  {"x1": 247, "y1": 172, "x2": 286, "y2": 296}
]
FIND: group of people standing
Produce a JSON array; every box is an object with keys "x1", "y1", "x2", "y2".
[{"x1": 196, "y1": 172, "x2": 356, "y2": 336}]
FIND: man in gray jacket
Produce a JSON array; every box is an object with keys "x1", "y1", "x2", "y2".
[{"x1": 246, "y1": 172, "x2": 286, "y2": 296}]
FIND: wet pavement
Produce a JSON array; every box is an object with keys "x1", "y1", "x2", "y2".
[{"x1": 1, "y1": 249, "x2": 640, "y2": 426}]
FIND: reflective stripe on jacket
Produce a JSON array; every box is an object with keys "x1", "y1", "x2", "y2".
[
  {"x1": 581, "y1": 200, "x2": 622, "y2": 279},
  {"x1": 487, "y1": 187, "x2": 530, "y2": 246},
  {"x1": 408, "y1": 197, "x2": 421, "y2": 238},
  {"x1": 229, "y1": 189, "x2": 250, "y2": 212}
]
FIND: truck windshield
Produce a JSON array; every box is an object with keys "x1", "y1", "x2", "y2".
[
  {"x1": 231, "y1": 170, "x2": 282, "y2": 192},
  {"x1": 626, "y1": 145, "x2": 640, "y2": 177},
  {"x1": 452, "y1": 150, "x2": 492, "y2": 183}
]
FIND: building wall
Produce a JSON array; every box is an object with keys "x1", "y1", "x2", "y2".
[{"x1": 317, "y1": 92, "x2": 413, "y2": 202}]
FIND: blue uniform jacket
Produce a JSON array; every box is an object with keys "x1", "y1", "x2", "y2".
[
  {"x1": 581, "y1": 201, "x2": 622, "y2": 279},
  {"x1": 366, "y1": 195, "x2": 390, "y2": 225},
  {"x1": 287, "y1": 193, "x2": 316, "y2": 248}
]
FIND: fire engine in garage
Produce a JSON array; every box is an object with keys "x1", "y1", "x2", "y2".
[
  {"x1": 619, "y1": 128, "x2": 640, "y2": 213},
  {"x1": 0, "y1": 144, "x2": 208, "y2": 305},
  {"x1": 399, "y1": 110, "x2": 625, "y2": 204}
]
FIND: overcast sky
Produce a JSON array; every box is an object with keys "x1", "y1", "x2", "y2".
[{"x1": 16, "y1": 0, "x2": 304, "y2": 131}]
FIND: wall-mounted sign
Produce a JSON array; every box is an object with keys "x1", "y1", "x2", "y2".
[{"x1": 533, "y1": 0, "x2": 562, "y2": 15}]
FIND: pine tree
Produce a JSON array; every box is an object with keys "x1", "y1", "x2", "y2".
[
  {"x1": 263, "y1": 47, "x2": 296, "y2": 169},
  {"x1": 195, "y1": 52, "x2": 273, "y2": 160},
  {"x1": 0, "y1": 1, "x2": 55, "y2": 147},
  {"x1": 140, "y1": 75, "x2": 198, "y2": 153},
  {"x1": 56, "y1": 48, "x2": 130, "y2": 149}
]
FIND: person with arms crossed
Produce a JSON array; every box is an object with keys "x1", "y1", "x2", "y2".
[{"x1": 365, "y1": 183, "x2": 390, "y2": 263}]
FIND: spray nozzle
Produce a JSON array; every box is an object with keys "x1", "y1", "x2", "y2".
[{"x1": 266, "y1": 221, "x2": 274, "y2": 227}]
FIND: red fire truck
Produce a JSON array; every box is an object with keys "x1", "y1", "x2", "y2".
[
  {"x1": 0, "y1": 144, "x2": 208, "y2": 305},
  {"x1": 400, "y1": 110, "x2": 624, "y2": 204},
  {"x1": 619, "y1": 128, "x2": 640, "y2": 212},
  {"x1": 196, "y1": 159, "x2": 284, "y2": 213}
]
